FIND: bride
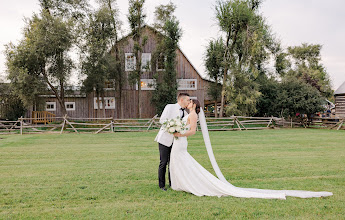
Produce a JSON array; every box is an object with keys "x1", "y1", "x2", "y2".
[{"x1": 170, "y1": 99, "x2": 333, "y2": 199}]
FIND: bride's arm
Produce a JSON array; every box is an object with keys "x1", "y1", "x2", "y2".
[{"x1": 174, "y1": 113, "x2": 197, "y2": 137}]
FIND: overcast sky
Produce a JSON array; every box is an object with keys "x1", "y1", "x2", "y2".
[{"x1": 1, "y1": 0, "x2": 344, "y2": 90}]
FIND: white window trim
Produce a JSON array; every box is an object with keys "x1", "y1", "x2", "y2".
[
  {"x1": 94, "y1": 97, "x2": 116, "y2": 109},
  {"x1": 125, "y1": 53, "x2": 136, "y2": 71},
  {"x1": 177, "y1": 79, "x2": 197, "y2": 90},
  {"x1": 46, "y1": 102, "x2": 56, "y2": 111},
  {"x1": 141, "y1": 53, "x2": 151, "y2": 71},
  {"x1": 65, "y1": 102, "x2": 75, "y2": 111},
  {"x1": 136, "y1": 79, "x2": 156, "y2": 90},
  {"x1": 189, "y1": 96, "x2": 197, "y2": 100}
]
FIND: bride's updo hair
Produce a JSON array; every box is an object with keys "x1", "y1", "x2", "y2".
[{"x1": 192, "y1": 99, "x2": 201, "y2": 114}]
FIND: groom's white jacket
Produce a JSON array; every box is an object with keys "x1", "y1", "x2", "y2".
[{"x1": 154, "y1": 103, "x2": 188, "y2": 147}]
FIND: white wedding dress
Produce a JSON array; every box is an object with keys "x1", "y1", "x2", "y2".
[{"x1": 169, "y1": 113, "x2": 333, "y2": 199}]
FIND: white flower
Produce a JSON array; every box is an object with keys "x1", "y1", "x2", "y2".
[
  {"x1": 180, "y1": 129, "x2": 186, "y2": 135},
  {"x1": 169, "y1": 127, "x2": 175, "y2": 133},
  {"x1": 169, "y1": 121, "x2": 175, "y2": 126},
  {"x1": 175, "y1": 126, "x2": 181, "y2": 132}
]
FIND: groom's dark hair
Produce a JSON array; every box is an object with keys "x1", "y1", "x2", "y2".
[{"x1": 177, "y1": 93, "x2": 190, "y2": 101}]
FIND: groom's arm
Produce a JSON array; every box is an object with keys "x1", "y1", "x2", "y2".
[{"x1": 159, "y1": 105, "x2": 170, "y2": 124}]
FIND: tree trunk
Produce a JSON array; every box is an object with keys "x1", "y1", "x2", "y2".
[
  {"x1": 137, "y1": 77, "x2": 142, "y2": 118},
  {"x1": 136, "y1": 53, "x2": 142, "y2": 118},
  {"x1": 219, "y1": 29, "x2": 239, "y2": 117},
  {"x1": 59, "y1": 80, "x2": 67, "y2": 116},
  {"x1": 220, "y1": 80, "x2": 226, "y2": 117},
  {"x1": 96, "y1": 91, "x2": 100, "y2": 118},
  {"x1": 42, "y1": 68, "x2": 67, "y2": 116},
  {"x1": 119, "y1": 82, "x2": 123, "y2": 118},
  {"x1": 108, "y1": 0, "x2": 121, "y2": 118},
  {"x1": 101, "y1": 91, "x2": 106, "y2": 118},
  {"x1": 214, "y1": 100, "x2": 218, "y2": 118},
  {"x1": 101, "y1": 91, "x2": 107, "y2": 118}
]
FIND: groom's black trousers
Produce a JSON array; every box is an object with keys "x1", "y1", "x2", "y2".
[{"x1": 158, "y1": 143, "x2": 172, "y2": 188}]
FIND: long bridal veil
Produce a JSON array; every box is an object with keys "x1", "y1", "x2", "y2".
[{"x1": 198, "y1": 109, "x2": 333, "y2": 198}]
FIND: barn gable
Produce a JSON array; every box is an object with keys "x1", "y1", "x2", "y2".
[{"x1": 334, "y1": 81, "x2": 345, "y2": 95}]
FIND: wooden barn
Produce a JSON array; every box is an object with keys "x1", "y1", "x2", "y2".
[
  {"x1": 334, "y1": 81, "x2": 345, "y2": 118},
  {"x1": 28, "y1": 26, "x2": 213, "y2": 119}
]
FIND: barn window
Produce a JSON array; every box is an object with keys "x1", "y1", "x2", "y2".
[
  {"x1": 94, "y1": 97, "x2": 115, "y2": 109},
  {"x1": 141, "y1": 53, "x2": 151, "y2": 71},
  {"x1": 136, "y1": 79, "x2": 155, "y2": 90},
  {"x1": 46, "y1": 102, "x2": 56, "y2": 111},
  {"x1": 104, "y1": 81, "x2": 115, "y2": 90},
  {"x1": 157, "y1": 54, "x2": 165, "y2": 71},
  {"x1": 65, "y1": 102, "x2": 75, "y2": 111},
  {"x1": 125, "y1": 53, "x2": 136, "y2": 71},
  {"x1": 177, "y1": 79, "x2": 197, "y2": 90}
]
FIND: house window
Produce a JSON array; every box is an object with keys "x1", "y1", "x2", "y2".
[
  {"x1": 65, "y1": 102, "x2": 75, "y2": 111},
  {"x1": 141, "y1": 53, "x2": 151, "y2": 71},
  {"x1": 94, "y1": 97, "x2": 115, "y2": 109},
  {"x1": 178, "y1": 79, "x2": 197, "y2": 90},
  {"x1": 125, "y1": 53, "x2": 136, "y2": 71},
  {"x1": 157, "y1": 54, "x2": 165, "y2": 71},
  {"x1": 136, "y1": 79, "x2": 155, "y2": 90},
  {"x1": 190, "y1": 96, "x2": 197, "y2": 100},
  {"x1": 46, "y1": 102, "x2": 56, "y2": 111}
]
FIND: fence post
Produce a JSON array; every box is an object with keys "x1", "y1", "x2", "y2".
[
  {"x1": 147, "y1": 114, "x2": 158, "y2": 131},
  {"x1": 64, "y1": 115, "x2": 78, "y2": 133},
  {"x1": 111, "y1": 120, "x2": 114, "y2": 133},
  {"x1": 60, "y1": 115, "x2": 67, "y2": 134},
  {"x1": 267, "y1": 116, "x2": 274, "y2": 128},
  {"x1": 337, "y1": 119, "x2": 344, "y2": 130},
  {"x1": 291, "y1": 118, "x2": 293, "y2": 128},
  {"x1": 20, "y1": 116, "x2": 23, "y2": 135}
]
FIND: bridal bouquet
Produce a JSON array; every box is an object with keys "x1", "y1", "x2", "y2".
[{"x1": 162, "y1": 117, "x2": 187, "y2": 139}]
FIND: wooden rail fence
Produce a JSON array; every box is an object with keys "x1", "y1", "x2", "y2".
[
  {"x1": 1, "y1": 115, "x2": 344, "y2": 135},
  {"x1": 0, "y1": 115, "x2": 282, "y2": 135}
]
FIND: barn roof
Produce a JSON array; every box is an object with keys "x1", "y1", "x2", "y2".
[{"x1": 334, "y1": 81, "x2": 345, "y2": 95}]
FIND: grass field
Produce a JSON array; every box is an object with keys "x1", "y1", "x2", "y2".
[{"x1": 0, "y1": 129, "x2": 344, "y2": 219}]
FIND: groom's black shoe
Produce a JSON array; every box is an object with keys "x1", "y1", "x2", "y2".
[{"x1": 160, "y1": 187, "x2": 167, "y2": 191}]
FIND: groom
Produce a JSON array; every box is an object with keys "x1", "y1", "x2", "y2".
[{"x1": 155, "y1": 93, "x2": 191, "y2": 191}]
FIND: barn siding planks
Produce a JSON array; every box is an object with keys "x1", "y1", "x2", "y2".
[{"x1": 335, "y1": 95, "x2": 345, "y2": 117}]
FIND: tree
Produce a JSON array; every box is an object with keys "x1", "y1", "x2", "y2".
[
  {"x1": 255, "y1": 77, "x2": 280, "y2": 117},
  {"x1": 5, "y1": 0, "x2": 88, "y2": 116},
  {"x1": 151, "y1": 2, "x2": 182, "y2": 115},
  {"x1": 6, "y1": 11, "x2": 74, "y2": 115},
  {"x1": 127, "y1": 0, "x2": 147, "y2": 118},
  {"x1": 276, "y1": 78, "x2": 325, "y2": 118},
  {"x1": 81, "y1": 0, "x2": 121, "y2": 118},
  {"x1": 286, "y1": 43, "x2": 332, "y2": 98},
  {"x1": 204, "y1": 38, "x2": 225, "y2": 117},
  {"x1": 152, "y1": 2, "x2": 176, "y2": 32},
  {"x1": 0, "y1": 84, "x2": 26, "y2": 120},
  {"x1": 214, "y1": 0, "x2": 277, "y2": 116},
  {"x1": 5, "y1": 44, "x2": 47, "y2": 109},
  {"x1": 255, "y1": 77, "x2": 325, "y2": 118}
]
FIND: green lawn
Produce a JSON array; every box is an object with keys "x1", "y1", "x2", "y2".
[{"x1": 0, "y1": 129, "x2": 344, "y2": 219}]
